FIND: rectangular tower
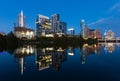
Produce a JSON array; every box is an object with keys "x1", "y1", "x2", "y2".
[{"x1": 51, "y1": 14, "x2": 60, "y2": 33}]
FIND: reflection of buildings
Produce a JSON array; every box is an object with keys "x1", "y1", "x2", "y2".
[
  {"x1": 80, "y1": 19, "x2": 102, "y2": 39},
  {"x1": 14, "y1": 11, "x2": 34, "y2": 39},
  {"x1": 116, "y1": 42, "x2": 120, "y2": 47},
  {"x1": 36, "y1": 47, "x2": 53, "y2": 70},
  {"x1": 104, "y1": 43, "x2": 115, "y2": 53},
  {"x1": 36, "y1": 47, "x2": 67, "y2": 71},
  {"x1": 52, "y1": 48, "x2": 67, "y2": 70},
  {"x1": 68, "y1": 47, "x2": 75, "y2": 56},
  {"x1": 14, "y1": 45, "x2": 35, "y2": 75},
  {"x1": 80, "y1": 44, "x2": 102, "y2": 64}
]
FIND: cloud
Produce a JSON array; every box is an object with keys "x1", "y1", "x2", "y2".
[
  {"x1": 88, "y1": 18, "x2": 109, "y2": 26},
  {"x1": 109, "y1": 1, "x2": 120, "y2": 12},
  {"x1": 89, "y1": 1, "x2": 120, "y2": 26}
]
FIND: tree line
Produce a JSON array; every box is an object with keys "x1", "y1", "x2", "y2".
[{"x1": 0, "y1": 31, "x2": 98, "y2": 53}]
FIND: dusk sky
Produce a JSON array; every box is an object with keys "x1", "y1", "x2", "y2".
[{"x1": 0, "y1": 0, "x2": 120, "y2": 35}]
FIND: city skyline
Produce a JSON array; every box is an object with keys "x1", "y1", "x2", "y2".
[{"x1": 0, "y1": 0, "x2": 120, "y2": 35}]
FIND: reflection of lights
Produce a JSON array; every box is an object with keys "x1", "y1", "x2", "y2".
[
  {"x1": 82, "y1": 61, "x2": 85, "y2": 64},
  {"x1": 104, "y1": 43, "x2": 114, "y2": 53},
  {"x1": 68, "y1": 47, "x2": 74, "y2": 56},
  {"x1": 46, "y1": 48, "x2": 54, "y2": 51},
  {"x1": 107, "y1": 43, "x2": 113, "y2": 46},
  {"x1": 36, "y1": 55, "x2": 52, "y2": 71},
  {"x1": 26, "y1": 49, "x2": 30, "y2": 54},
  {"x1": 83, "y1": 44, "x2": 88, "y2": 47},
  {"x1": 94, "y1": 44, "x2": 96, "y2": 47},
  {"x1": 14, "y1": 45, "x2": 34, "y2": 54},
  {"x1": 20, "y1": 58, "x2": 24, "y2": 75},
  {"x1": 57, "y1": 48, "x2": 64, "y2": 52},
  {"x1": 68, "y1": 52, "x2": 74, "y2": 56}
]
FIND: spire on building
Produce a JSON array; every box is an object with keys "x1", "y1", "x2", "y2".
[
  {"x1": 104, "y1": 30, "x2": 107, "y2": 36},
  {"x1": 18, "y1": 10, "x2": 25, "y2": 27}
]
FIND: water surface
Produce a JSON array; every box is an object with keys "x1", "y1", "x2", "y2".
[{"x1": 0, "y1": 43, "x2": 120, "y2": 81}]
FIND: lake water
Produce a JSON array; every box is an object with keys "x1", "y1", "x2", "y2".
[{"x1": 0, "y1": 43, "x2": 120, "y2": 81}]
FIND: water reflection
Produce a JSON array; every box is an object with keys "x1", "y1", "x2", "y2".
[
  {"x1": 0, "y1": 43, "x2": 120, "y2": 75},
  {"x1": 103, "y1": 43, "x2": 115, "y2": 53},
  {"x1": 68, "y1": 47, "x2": 75, "y2": 56},
  {"x1": 13, "y1": 45, "x2": 35, "y2": 75},
  {"x1": 36, "y1": 47, "x2": 67, "y2": 71},
  {"x1": 80, "y1": 44, "x2": 102, "y2": 64}
]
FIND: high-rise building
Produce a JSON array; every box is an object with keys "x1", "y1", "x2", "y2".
[
  {"x1": 51, "y1": 14, "x2": 60, "y2": 33},
  {"x1": 80, "y1": 19, "x2": 85, "y2": 38},
  {"x1": 36, "y1": 14, "x2": 52, "y2": 37},
  {"x1": 55, "y1": 21, "x2": 67, "y2": 36},
  {"x1": 14, "y1": 11, "x2": 34, "y2": 39},
  {"x1": 36, "y1": 13, "x2": 66, "y2": 37},
  {"x1": 83, "y1": 26, "x2": 102, "y2": 39},
  {"x1": 95, "y1": 29, "x2": 102, "y2": 39}
]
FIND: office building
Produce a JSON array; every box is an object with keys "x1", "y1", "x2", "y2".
[
  {"x1": 84, "y1": 26, "x2": 102, "y2": 39},
  {"x1": 80, "y1": 19, "x2": 85, "y2": 38},
  {"x1": 105, "y1": 30, "x2": 114, "y2": 39},
  {"x1": 51, "y1": 14, "x2": 60, "y2": 33},
  {"x1": 68, "y1": 28, "x2": 75, "y2": 36},
  {"x1": 36, "y1": 14, "x2": 53, "y2": 37},
  {"x1": 36, "y1": 13, "x2": 67, "y2": 37}
]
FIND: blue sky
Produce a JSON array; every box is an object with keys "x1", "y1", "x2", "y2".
[{"x1": 0, "y1": 0, "x2": 120, "y2": 35}]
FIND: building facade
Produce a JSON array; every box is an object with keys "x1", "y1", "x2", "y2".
[
  {"x1": 14, "y1": 27, "x2": 34, "y2": 39},
  {"x1": 51, "y1": 14, "x2": 60, "y2": 33},
  {"x1": 36, "y1": 14, "x2": 67, "y2": 37},
  {"x1": 84, "y1": 26, "x2": 102, "y2": 39},
  {"x1": 105, "y1": 30, "x2": 114, "y2": 39},
  {"x1": 36, "y1": 14, "x2": 53, "y2": 37}
]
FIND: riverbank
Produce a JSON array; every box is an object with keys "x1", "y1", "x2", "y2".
[{"x1": 0, "y1": 32, "x2": 98, "y2": 52}]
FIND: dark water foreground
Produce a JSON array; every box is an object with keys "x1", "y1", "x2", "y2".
[{"x1": 0, "y1": 43, "x2": 120, "y2": 81}]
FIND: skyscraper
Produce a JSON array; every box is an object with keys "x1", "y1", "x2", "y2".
[
  {"x1": 51, "y1": 14, "x2": 60, "y2": 33},
  {"x1": 18, "y1": 10, "x2": 25, "y2": 27},
  {"x1": 57, "y1": 21, "x2": 67, "y2": 34},
  {"x1": 80, "y1": 19, "x2": 85, "y2": 38},
  {"x1": 36, "y1": 13, "x2": 66, "y2": 37},
  {"x1": 36, "y1": 14, "x2": 52, "y2": 37},
  {"x1": 51, "y1": 14, "x2": 67, "y2": 35}
]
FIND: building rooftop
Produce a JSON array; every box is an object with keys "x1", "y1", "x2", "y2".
[{"x1": 14, "y1": 27, "x2": 34, "y2": 32}]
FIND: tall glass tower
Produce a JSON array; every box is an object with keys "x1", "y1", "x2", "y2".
[
  {"x1": 80, "y1": 19, "x2": 85, "y2": 38},
  {"x1": 51, "y1": 14, "x2": 60, "y2": 33}
]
